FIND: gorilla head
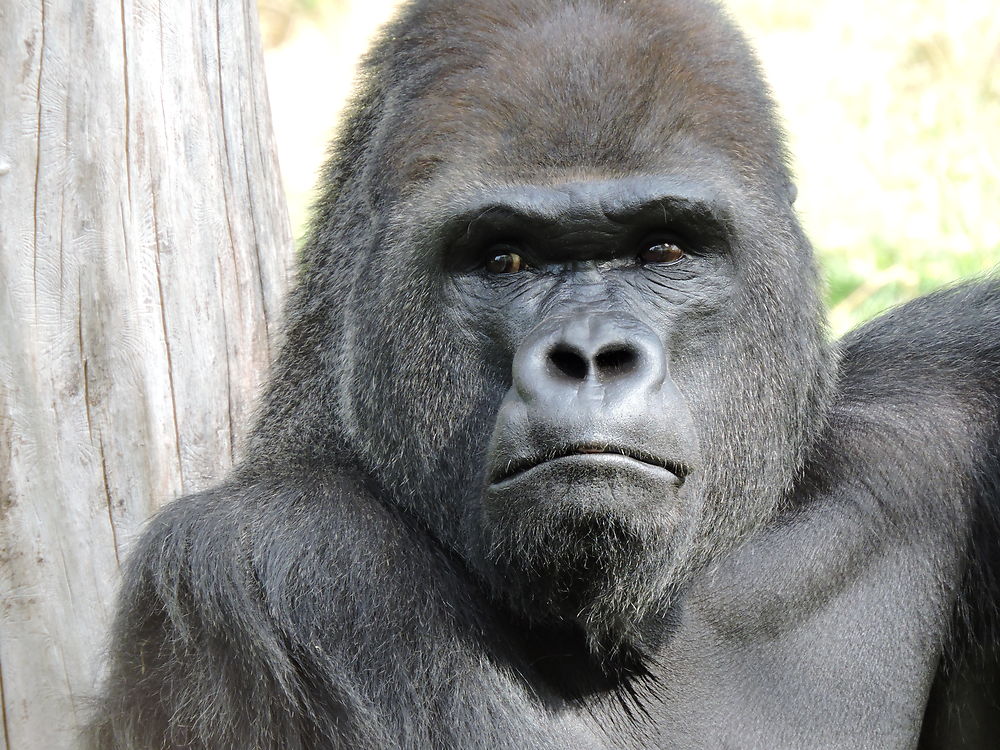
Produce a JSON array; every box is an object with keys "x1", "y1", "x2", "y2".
[{"x1": 252, "y1": 0, "x2": 833, "y2": 662}]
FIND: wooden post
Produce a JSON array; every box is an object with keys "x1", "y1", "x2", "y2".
[{"x1": 0, "y1": 0, "x2": 292, "y2": 746}]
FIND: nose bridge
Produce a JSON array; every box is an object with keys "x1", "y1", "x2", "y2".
[{"x1": 538, "y1": 267, "x2": 612, "y2": 319}]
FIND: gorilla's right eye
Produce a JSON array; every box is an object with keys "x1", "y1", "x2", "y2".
[
  {"x1": 485, "y1": 251, "x2": 525, "y2": 274},
  {"x1": 638, "y1": 239, "x2": 685, "y2": 265}
]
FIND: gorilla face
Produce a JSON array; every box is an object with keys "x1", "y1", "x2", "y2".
[
  {"x1": 445, "y1": 179, "x2": 724, "y2": 654},
  {"x1": 259, "y1": 0, "x2": 834, "y2": 661},
  {"x1": 420, "y1": 167, "x2": 825, "y2": 658},
  {"x1": 330, "y1": 172, "x2": 830, "y2": 661}
]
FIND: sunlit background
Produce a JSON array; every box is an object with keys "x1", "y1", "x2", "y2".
[{"x1": 257, "y1": 0, "x2": 999, "y2": 334}]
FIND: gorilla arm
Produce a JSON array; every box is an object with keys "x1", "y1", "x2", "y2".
[{"x1": 85, "y1": 474, "x2": 605, "y2": 750}]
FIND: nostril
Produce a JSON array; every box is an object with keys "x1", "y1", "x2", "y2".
[
  {"x1": 548, "y1": 347, "x2": 588, "y2": 381},
  {"x1": 594, "y1": 345, "x2": 638, "y2": 380}
]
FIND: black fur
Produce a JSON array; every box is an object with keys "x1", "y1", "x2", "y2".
[{"x1": 88, "y1": 0, "x2": 1000, "y2": 747}]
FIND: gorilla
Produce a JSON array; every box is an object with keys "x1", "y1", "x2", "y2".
[{"x1": 89, "y1": 0, "x2": 1000, "y2": 747}]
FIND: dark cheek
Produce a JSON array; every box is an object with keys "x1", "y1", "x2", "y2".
[
  {"x1": 660, "y1": 261, "x2": 733, "y2": 320},
  {"x1": 447, "y1": 274, "x2": 547, "y2": 364}
]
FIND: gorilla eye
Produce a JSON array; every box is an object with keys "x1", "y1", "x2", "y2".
[
  {"x1": 639, "y1": 240, "x2": 685, "y2": 265},
  {"x1": 485, "y1": 251, "x2": 525, "y2": 274}
]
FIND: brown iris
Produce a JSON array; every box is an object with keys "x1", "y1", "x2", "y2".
[
  {"x1": 486, "y1": 252, "x2": 524, "y2": 274},
  {"x1": 639, "y1": 241, "x2": 685, "y2": 265}
]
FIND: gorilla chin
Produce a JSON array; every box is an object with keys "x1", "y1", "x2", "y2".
[{"x1": 481, "y1": 451, "x2": 692, "y2": 663}]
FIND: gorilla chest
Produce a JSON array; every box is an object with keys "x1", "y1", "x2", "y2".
[{"x1": 499, "y1": 551, "x2": 948, "y2": 750}]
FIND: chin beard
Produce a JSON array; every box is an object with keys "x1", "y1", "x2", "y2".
[{"x1": 476, "y1": 493, "x2": 692, "y2": 666}]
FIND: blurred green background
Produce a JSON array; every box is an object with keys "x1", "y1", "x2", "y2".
[{"x1": 257, "y1": 0, "x2": 999, "y2": 335}]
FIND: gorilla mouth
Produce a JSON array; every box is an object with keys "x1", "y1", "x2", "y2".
[{"x1": 490, "y1": 444, "x2": 688, "y2": 486}]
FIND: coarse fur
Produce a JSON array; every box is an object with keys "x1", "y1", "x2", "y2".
[{"x1": 87, "y1": 0, "x2": 1000, "y2": 748}]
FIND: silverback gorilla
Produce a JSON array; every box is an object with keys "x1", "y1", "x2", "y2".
[{"x1": 89, "y1": 0, "x2": 1000, "y2": 748}]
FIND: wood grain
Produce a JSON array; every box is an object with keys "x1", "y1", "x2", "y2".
[{"x1": 0, "y1": 1, "x2": 292, "y2": 746}]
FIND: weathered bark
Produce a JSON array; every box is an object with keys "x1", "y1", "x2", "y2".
[{"x1": 0, "y1": 1, "x2": 291, "y2": 747}]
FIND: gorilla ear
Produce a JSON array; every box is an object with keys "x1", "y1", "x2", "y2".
[{"x1": 786, "y1": 181, "x2": 799, "y2": 205}]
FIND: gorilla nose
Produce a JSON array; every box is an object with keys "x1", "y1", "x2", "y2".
[
  {"x1": 548, "y1": 343, "x2": 639, "y2": 383},
  {"x1": 514, "y1": 312, "x2": 666, "y2": 403}
]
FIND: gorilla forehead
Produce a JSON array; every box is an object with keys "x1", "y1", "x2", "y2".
[{"x1": 376, "y1": 0, "x2": 789, "y2": 188}]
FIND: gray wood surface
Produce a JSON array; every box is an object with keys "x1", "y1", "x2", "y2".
[{"x1": 0, "y1": 1, "x2": 292, "y2": 746}]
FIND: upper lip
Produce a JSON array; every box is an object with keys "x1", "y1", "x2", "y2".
[{"x1": 489, "y1": 443, "x2": 688, "y2": 485}]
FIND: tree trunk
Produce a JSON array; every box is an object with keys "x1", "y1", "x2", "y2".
[{"x1": 0, "y1": 0, "x2": 291, "y2": 746}]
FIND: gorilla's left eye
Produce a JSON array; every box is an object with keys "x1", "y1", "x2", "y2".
[
  {"x1": 639, "y1": 240, "x2": 685, "y2": 265},
  {"x1": 485, "y1": 251, "x2": 525, "y2": 274}
]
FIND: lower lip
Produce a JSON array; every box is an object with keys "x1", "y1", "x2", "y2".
[{"x1": 490, "y1": 452, "x2": 680, "y2": 489}]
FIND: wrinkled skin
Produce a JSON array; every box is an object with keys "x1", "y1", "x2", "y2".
[{"x1": 88, "y1": 1, "x2": 1000, "y2": 748}]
